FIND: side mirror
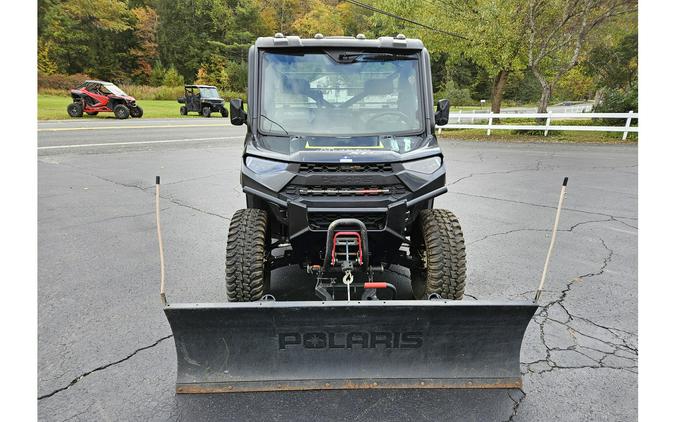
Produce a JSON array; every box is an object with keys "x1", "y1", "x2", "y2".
[
  {"x1": 435, "y1": 99, "x2": 449, "y2": 126},
  {"x1": 230, "y1": 98, "x2": 247, "y2": 126}
]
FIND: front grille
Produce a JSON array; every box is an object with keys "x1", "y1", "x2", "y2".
[
  {"x1": 299, "y1": 163, "x2": 393, "y2": 173},
  {"x1": 283, "y1": 184, "x2": 408, "y2": 197},
  {"x1": 308, "y1": 213, "x2": 386, "y2": 230}
]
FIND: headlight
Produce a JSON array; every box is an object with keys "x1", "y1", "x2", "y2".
[
  {"x1": 245, "y1": 156, "x2": 288, "y2": 174},
  {"x1": 401, "y1": 156, "x2": 442, "y2": 174}
]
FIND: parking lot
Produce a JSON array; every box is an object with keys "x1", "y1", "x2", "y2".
[{"x1": 38, "y1": 119, "x2": 637, "y2": 421}]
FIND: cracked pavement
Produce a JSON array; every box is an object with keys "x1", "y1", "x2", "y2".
[{"x1": 38, "y1": 120, "x2": 637, "y2": 421}]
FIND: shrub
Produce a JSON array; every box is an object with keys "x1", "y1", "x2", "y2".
[
  {"x1": 592, "y1": 87, "x2": 638, "y2": 126},
  {"x1": 38, "y1": 73, "x2": 90, "y2": 91},
  {"x1": 162, "y1": 66, "x2": 184, "y2": 87},
  {"x1": 436, "y1": 80, "x2": 475, "y2": 106},
  {"x1": 149, "y1": 61, "x2": 166, "y2": 87},
  {"x1": 118, "y1": 85, "x2": 184, "y2": 100}
]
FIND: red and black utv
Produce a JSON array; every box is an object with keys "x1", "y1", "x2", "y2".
[{"x1": 67, "y1": 80, "x2": 143, "y2": 119}]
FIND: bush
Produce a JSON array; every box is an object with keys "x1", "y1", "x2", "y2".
[
  {"x1": 436, "y1": 80, "x2": 475, "y2": 106},
  {"x1": 221, "y1": 90, "x2": 247, "y2": 103},
  {"x1": 162, "y1": 66, "x2": 184, "y2": 87},
  {"x1": 118, "y1": 85, "x2": 184, "y2": 101},
  {"x1": 38, "y1": 72, "x2": 90, "y2": 91},
  {"x1": 592, "y1": 87, "x2": 638, "y2": 126},
  {"x1": 149, "y1": 62, "x2": 166, "y2": 87}
]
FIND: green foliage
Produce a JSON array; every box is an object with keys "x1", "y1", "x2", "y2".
[
  {"x1": 436, "y1": 80, "x2": 474, "y2": 106},
  {"x1": 157, "y1": 0, "x2": 265, "y2": 81},
  {"x1": 39, "y1": 0, "x2": 138, "y2": 80},
  {"x1": 224, "y1": 61, "x2": 248, "y2": 92},
  {"x1": 556, "y1": 66, "x2": 594, "y2": 101},
  {"x1": 593, "y1": 87, "x2": 638, "y2": 125},
  {"x1": 149, "y1": 61, "x2": 166, "y2": 87},
  {"x1": 129, "y1": 6, "x2": 160, "y2": 84},
  {"x1": 37, "y1": 39, "x2": 58, "y2": 75},
  {"x1": 118, "y1": 85, "x2": 185, "y2": 100},
  {"x1": 503, "y1": 71, "x2": 541, "y2": 104},
  {"x1": 37, "y1": 0, "x2": 637, "y2": 108},
  {"x1": 291, "y1": 0, "x2": 344, "y2": 37},
  {"x1": 162, "y1": 66, "x2": 185, "y2": 87},
  {"x1": 582, "y1": 32, "x2": 637, "y2": 90}
]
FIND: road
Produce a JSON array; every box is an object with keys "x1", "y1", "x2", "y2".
[{"x1": 38, "y1": 118, "x2": 637, "y2": 421}]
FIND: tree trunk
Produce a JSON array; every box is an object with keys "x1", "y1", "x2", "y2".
[
  {"x1": 531, "y1": 66, "x2": 552, "y2": 114},
  {"x1": 537, "y1": 84, "x2": 552, "y2": 113},
  {"x1": 490, "y1": 70, "x2": 509, "y2": 114}
]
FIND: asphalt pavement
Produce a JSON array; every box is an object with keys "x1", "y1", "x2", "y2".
[{"x1": 38, "y1": 118, "x2": 637, "y2": 421}]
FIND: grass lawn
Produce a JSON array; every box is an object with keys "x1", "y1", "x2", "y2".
[
  {"x1": 438, "y1": 128, "x2": 637, "y2": 143},
  {"x1": 37, "y1": 95, "x2": 229, "y2": 120}
]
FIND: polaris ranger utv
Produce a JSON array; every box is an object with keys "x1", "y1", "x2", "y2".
[
  {"x1": 159, "y1": 34, "x2": 558, "y2": 392},
  {"x1": 177, "y1": 85, "x2": 229, "y2": 117},
  {"x1": 225, "y1": 33, "x2": 464, "y2": 302}
]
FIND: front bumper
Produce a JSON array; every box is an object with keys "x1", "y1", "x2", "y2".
[{"x1": 241, "y1": 161, "x2": 447, "y2": 244}]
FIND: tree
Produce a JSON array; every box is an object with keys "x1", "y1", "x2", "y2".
[
  {"x1": 526, "y1": 0, "x2": 637, "y2": 112},
  {"x1": 256, "y1": 0, "x2": 301, "y2": 34},
  {"x1": 368, "y1": 0, "x2": 529, "y2": 113},
  {"x1": 582, "y1": 31, "x2": 637, "y2": 90},
  {"x1": 162, "y1": 65, "x2": 185, "y2": 86},
  {"x1": 157, "y1": 0, "x2": 265, "y2": 81},
  {"x1": 39, "y1": 0, "x2": 136, "y2": 79},
  {"x1": 291, "y1": 0, "x2": 344, "y2": 37},
  {"x1": 37, "y1": 39, "x2": 58, "y2": 75},
  {"x1": 149, "y1": 61, "x2": 166, "y2": 86},
  {"x1": 130, "y1": 6, "x2": 160, "y2": 84}
]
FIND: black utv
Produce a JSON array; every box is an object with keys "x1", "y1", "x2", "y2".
[
  {"x1": 226, "y1": 34, "x2": 464, "y2": 303},
  {"x1": 177, "y1": 85, "x2": 228, "y2": 117}
]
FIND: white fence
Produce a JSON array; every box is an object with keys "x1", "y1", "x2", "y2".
[{"x1": 437, "y1": 111, "x2": 638, "y2": 140}]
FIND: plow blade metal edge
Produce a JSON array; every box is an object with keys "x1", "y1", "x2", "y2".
[{"x1": 164, "y1": 300, "x2": 538, "y2": 393}]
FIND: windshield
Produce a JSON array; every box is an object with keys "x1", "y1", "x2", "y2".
[
  {"x1": 259, "y1": 51, "x2": 423, "y2": 137},
  {"x1": 103, "y1": 83, "x2": 128, "y2": 96},
  {"x1": 199, "y1": 87, "x2": 220, "y2": 98}
]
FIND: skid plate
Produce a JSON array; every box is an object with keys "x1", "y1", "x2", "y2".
[{"x1": 163, "y1": 300, "x2": 538, "y2": 393}]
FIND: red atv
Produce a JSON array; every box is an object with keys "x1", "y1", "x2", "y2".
[{"x1": 67, "y1": 80, "x2": 143, "y2": 119}]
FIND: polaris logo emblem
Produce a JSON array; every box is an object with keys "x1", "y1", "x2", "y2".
[{"x1": 279, "y1": 331, "x2": 423, "y2": 350}]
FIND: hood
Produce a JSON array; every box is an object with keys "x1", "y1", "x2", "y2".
[{"x1": 245, "y1": 134, "x2": 442, "y2": 163}]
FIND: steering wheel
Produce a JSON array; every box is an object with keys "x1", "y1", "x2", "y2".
[{"x1": 365, "y1": 111, "x2": 412, "y2": 127}]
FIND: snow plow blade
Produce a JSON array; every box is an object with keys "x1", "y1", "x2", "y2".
[{"x1": 164, "y1": 299, "x2": 538, "y2": 393}]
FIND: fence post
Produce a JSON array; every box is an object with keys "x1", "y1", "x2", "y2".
[
  {"x1": 622, "y1": 110, "x2": 633, "y2": 140},
  {"x1": 471, "y1": 110, "x2": 475, "y2": 124},
  {"x1": 544, "y1": 111, "x2": 552, "y2": 136},
  {"x1": 458, "y1": 109, "x2": 462, "y2": 123},
  {"x1": 487, "y1": 111, "x2": 493, "y2": 136}
]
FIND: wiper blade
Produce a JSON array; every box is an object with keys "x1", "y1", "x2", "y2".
[
  {"x1": 335, "y1": 52, "x2": 417, "y2": 63},
  {"x1": 260, "y1": 114, "x2": 288, "y2": 135}
]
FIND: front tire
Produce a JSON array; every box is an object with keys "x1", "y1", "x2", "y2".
[
  {"x1": 67, "y1": 102, "x2": 83, "y2": 118},
  {"x1": 410, "y1": 209, "x2": 466, "y2": 300},
  {"x1": 202, "y1": 106, "x2": 211, "y2": 117},
  {"x1": 113, "y1": 104, "x2": 130, "y2": 119},
  {"x1": 226, "y1": 209, "x2": 271, "y2": 302},
  {"x1": 130, "y1": 105, "x2": 143, "y2": 118}
]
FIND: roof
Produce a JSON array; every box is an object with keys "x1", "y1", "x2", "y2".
[
  {"x1": 84, "y1": 80, "x2": 113, "y2": 84},
  {"x1": 184, "y1": 85, "x2": 217, "y2": 89},
  {"x1": 254, "y1": 34, "x2": 425, "y2": 50}
]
